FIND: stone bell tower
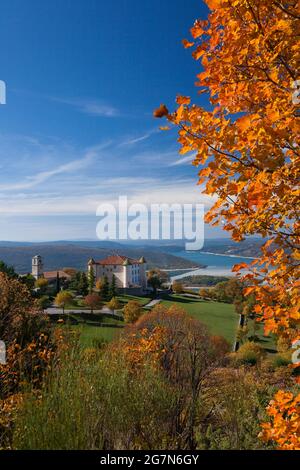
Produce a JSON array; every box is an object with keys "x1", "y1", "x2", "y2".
[{"x1": 32, "y1": 255, "x2": 43, "y2": 280}]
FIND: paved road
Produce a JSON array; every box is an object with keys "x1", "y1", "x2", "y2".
[
  {"x1": 46, "y1": 299, "x2": 163, "y2": 315},
  {"x1": 45, "y1": 306, "x2": 115, "y2": 315},
  {"x1": 144, "y1": 299, "x2": 161, "y2": 308}
]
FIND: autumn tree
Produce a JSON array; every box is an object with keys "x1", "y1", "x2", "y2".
[
  {"x1": 123, "y1": 300, "x2": 142, "y2": 323},
  {"x1": 0, "y1": 273, "x2": 47, "y2": 346},
  {"x1": 95, "y1": 278, "x2": 103, "y2": 291},
  {"x1": 84, "y1": 293, "x2": 102, "y2": 313},
  {"x1": 0, "y1": 273, "x2": 52, "y2": 401},
  {"x1": 35, "y1": 277, "x2": 49, "y2": 295},
  {"x1": 199, "y1": 287, "x2": 211, "y2": 299},
  {"x1": 107, "y1": 296, "x2": 121, "y2": 313},
  {"x1": 147, "y1": 269, "x2": 165, "y2": 296},
  {"x1": 55, "y1": 291, "x2": 74, "y2": 314},
  {"x1": 155, "y1": 0, "x2": 300, "y2": 448},
  {"x1": 125, "y1": 304, "x2": 228, "y2": 448},
  {"x1": 172, "y1": 281, "x2": 184, "y2": 294}
]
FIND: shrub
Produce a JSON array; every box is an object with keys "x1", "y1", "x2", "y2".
[
  {"x1": 276, "y1": 336, "x2": 290, "y2": 353},
  {"x1": 197, "y1": 368, "x2": 274, "y2": 450},
  {"x1": 271, "y1": 353, "x2": 291, "y2": 369},
  {"x1": 35, "y1": 295, "x2": 51, "y2": 310},
  {"x1": 235, "y1": 341, "x2": 264, "y2": 366},
  {"x1": 91, "y1": 337, "x2": 108, "y2": 350}
]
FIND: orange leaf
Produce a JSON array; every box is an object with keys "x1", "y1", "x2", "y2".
[
  {"x1": 182, "y1": 39, "x2": 194, "y2": 49},
  {"x1": 232, "y1": 262, "x2": 248, "y2": 272},
  {"x1": 176, "y1": 95, "x2": 191, "y2": 105},
  {"x1": 153, "y1": 104, "x2": 169, "y2": 118}
]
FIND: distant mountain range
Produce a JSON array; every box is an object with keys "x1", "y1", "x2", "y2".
[
  {"x1": 202, "y1": 239, "x2": 263, "y2": 258},
  {"x1": 155, "y1": 238, "x2": 264, "y2": 258},
  {"x1": 0, "y1": 238, "x2": 264, "y2": 274},
  {"x1": 0, "y1": 241, "x2": 202, "y2": 274}
]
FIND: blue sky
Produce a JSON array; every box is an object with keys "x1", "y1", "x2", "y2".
[{"x1": 0, "y1": 0, "x2": 227, "y2": 241}]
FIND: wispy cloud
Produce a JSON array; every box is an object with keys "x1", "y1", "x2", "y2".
[
  {"x1": 53, "y1": 97, "x2": 120, "y2": 117},
  {"x1": 119, "y1": 128, "x2": 159, "y2": 146},
  {"x1": 0, "y1": 133, "x2": 214, "y2": 223},
  {"x1": 12, "y1": 89, "x2": 121, "y2": 117},
  {"x1": 0, "y1": 178, "x2": 216, "y2": 216},
  {"x1": 169, "y1": 152, "x2": 196, "y2": 166},
  {"x1": 0, "y1": 152, "x2": 95, "y2": 191}
]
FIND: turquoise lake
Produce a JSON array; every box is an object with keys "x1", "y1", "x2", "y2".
[{"x1": 168, "y1": 250, "x2": 254, "y2": 281}]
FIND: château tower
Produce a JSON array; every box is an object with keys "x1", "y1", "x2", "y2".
[{"x1": 32, "y1": 255, "x2": 43, "y2": 280}]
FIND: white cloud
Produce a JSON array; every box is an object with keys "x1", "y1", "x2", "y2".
[
  {"x1": 53, "y1": 97, "x2": 120, "y2": 117},
  {"x1": 0, "y1": 179, "x2": 216, "y2": 216},
  {"x1": 0, "y1": 153, "x2": 95, "y2": 191},
  {"x1": 0, "y1": 134, "x2": 215, "y2": 229},
  {"x1": 169, "y1": 152, "x2": 197, "y2": 166},
  {"x1": 120, "y1": 128, "x2": 159, "y2": 146}
]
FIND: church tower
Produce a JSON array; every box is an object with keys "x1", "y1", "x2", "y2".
[{"x1": 32, "y1": 255, "x2": 43, "y2": 280}]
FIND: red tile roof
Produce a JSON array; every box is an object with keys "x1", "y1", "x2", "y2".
[
  {"x1": 43, "y1": 270, "x2": 72, "y2": 280},
  {"x1": 95, "y1": 255, "x2": 140, "y2": 266}
]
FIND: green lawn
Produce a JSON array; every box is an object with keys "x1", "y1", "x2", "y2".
[
  {"x1": 56, "y1": 312, "x2": 123, "y2": 325},
  {"x1": 58, "y1": 293, "x2": 275, "y2": 352},
  {"x1": 161, "y1": 294, "x2": 276, "y2": 351},
  {"x1": 161, "y1": 294, "x2": 238, "y2": 345},
  {"x1": 67, "y1": 323, "x2": 122, "y2": 347},
  {"x1": 117, "y1": 294, "x2": 151, "y2": 306}
]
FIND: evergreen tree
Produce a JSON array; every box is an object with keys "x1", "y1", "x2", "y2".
[
  {"x1": 78, "y1": 272, "x2": 89, "y2": 296},
  {"x1": 100, "y1": 275, "x2": 109, "y2": 301},
  {"x1": 109, "y1": 274, "x2": 117, "y2": 300},
  {"x1": 88, "y1": 268, "x2": 95, "y2": 293},
  {"x1": 0, "y1": 260, "x2": 18, "y2": 279},
  {"x1": 70, "y1": 272, "x2": 81, "y2": 293},
  {"x1": 55, "y1": 272, "x2": 60, "y2": 295},
  {"x1": 20, "y1": 273, "x2": 36, "y2": 290}
]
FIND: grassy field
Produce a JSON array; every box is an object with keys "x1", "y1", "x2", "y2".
[
  {"x1": 161, "y1": 294, "x2": 276, "y2": 351},
  {"x1": 64, "y1": 295, "x2": 238, "y2": 347},
  {"x1": 59, "y1": 293, "x2": 275, "y2": 351},
  {"x1": 161, "y1": 294, "x2": 239, "y2": 345},
  {"x1": 116, "y1": 294, "x2": 151, "y2": 306},
  {"x1": 66, "y1": 323, "x2": 123, "y2": 347}
]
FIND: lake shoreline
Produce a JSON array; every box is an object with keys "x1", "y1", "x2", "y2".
[{"x1": 199, "y1": 251, "x2": 258, "y2": 260}]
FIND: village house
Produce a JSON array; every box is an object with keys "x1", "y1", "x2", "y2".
[{"x1": 31, "y1": 255, "x2": 72, "y2": 283}]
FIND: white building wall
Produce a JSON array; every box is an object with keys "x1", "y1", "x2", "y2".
[
  {"x1": 89, "y1": 260, "x2": 147, "y2": 289},
  {"x1": 93, "y1": 264, "x2": 125, "y2": 288}
]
